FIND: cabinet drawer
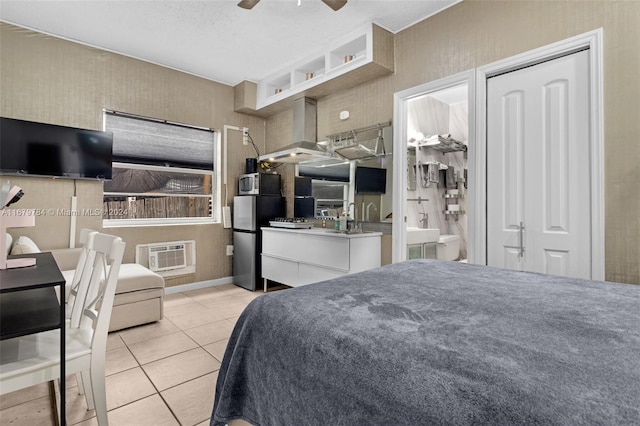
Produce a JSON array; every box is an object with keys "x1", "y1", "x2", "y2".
[
  {"x1": 262, "y1": 230, "x2": 299, "y2": 259},
  {"x1": 262, "y1": 255, "x2": 299, "y2": 286},
  {"x1": 298, "y1": 264, "x2": 344, "y2": 286},
  {"x1": 298, "y1": 235, "x2": 349, "y2": 270}
]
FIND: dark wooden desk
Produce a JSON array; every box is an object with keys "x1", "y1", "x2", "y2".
[{"x1": 0, "y1": 251, "x2": 66, "y2": 425}]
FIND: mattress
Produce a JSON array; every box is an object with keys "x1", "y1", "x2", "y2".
[{"x1": 210, "y1": 259, "x2": 640, "y2": 425}]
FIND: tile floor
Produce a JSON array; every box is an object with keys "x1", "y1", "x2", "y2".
[{"x1": 0, "y1": 283, "x2": 263, "y2": 426}]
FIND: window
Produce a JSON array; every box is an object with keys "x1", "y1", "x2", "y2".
[{"x1": 103, "y1": 111, "x2": 218, "y2": 226}]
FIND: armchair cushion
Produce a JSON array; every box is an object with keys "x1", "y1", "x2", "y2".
[
  {"x1": 50, "y1": 246, "x2": 165, "y2": 332},
  {"x1": 116, "y1": 264, "x2": 165, "y2": 293}
]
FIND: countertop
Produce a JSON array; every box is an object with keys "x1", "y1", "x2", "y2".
[{"x1": 262, "y1": 226, "x2": 382, "y2": 239}]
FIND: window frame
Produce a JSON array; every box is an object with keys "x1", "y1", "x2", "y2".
[
  {"x1": 102, "y1": 111, "x2": 221, "y2": 228},
  {"x1": 311, "y1": 178, "x2": 350, "y2": 217}
]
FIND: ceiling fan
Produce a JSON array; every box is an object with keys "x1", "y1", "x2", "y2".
[{"x1": 238, "y1": 0, "x2": 347, "y2": 11}]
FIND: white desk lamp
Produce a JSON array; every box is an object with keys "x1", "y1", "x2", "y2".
[{"x1": 0, "y1": 181, "x2": 36, "y2": 269}]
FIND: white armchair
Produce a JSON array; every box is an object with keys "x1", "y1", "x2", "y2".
[
  {"x1": 51, "y1": 247, "x2": 165, "y2": 332},
  {"x1": 5, "y1": 232, "x2": 165, "y2": 332}
]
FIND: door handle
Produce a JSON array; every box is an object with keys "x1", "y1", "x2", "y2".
[{"x1": 519, "y1": 221, "x2": 525, "y2": 257}]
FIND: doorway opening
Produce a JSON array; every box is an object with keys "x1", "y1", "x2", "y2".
[{"x1": 392, "y1": 71, "x2": 475, "y2": 263}]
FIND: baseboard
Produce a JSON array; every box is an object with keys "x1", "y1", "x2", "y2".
[{"x1": 164, "y1": 276, "x2": 234, "y2": 295}]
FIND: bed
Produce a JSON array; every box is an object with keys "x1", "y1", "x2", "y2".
[{"x1": 210, "y1": 259, "x2": 640, "y2": 425}]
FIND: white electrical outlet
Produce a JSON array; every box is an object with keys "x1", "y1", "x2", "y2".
[
  {"x1": 242, "y1": 128, "x2": 249, "y2": 145},
  {"x1": 226, "y1": 245, "x2": 234, "y2": 256}
]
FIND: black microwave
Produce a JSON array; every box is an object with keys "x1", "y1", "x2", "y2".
[{"x1": 238, "y1": 173, "x2": 281, "y2": 195}]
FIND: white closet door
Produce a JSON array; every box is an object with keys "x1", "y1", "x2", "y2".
[{"x1": 487, "y1": 50, "x2": 591, "y2": 279}]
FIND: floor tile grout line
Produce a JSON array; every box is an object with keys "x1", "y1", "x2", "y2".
[
  {"x1": 0, "y1": 288, "x2": 246, "y2": 425},
  {"x1": 135, "y1": 352, "x2": 182, "y2": 426},
  {"x1": 102, "y1": 307, "x2": 188, "y2": 424},
  {"x1": 142, "y1": 290, "x2": 223, "y2": 426},
  {"x1": 114, "y1": 290, "x2": 220, "y2": 424}
]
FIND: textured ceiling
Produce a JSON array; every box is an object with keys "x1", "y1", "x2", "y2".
[{"x1": 0, "y1": 0, "x2": 461, "y2": 86}]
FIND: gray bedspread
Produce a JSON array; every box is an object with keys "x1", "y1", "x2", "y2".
[{"x1": 210, "y1": 260, "x2": 640, "y2": 425}]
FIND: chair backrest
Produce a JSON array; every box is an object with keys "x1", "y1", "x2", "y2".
[
  {"x1": 78, "y1": 233, "x2": 125, "y2": 355},
  {"x1": 67, "y1": 229, "x2": 98, "y2": 326}
]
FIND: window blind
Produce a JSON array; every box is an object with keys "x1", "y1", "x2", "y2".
[{"x1": 105, "y1": 112, "x2": 214, "y2": 169}]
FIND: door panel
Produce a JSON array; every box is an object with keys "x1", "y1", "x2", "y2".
[
  {"x1": 503, "y1": 91, "x2": 525, "y2": 231},
  {"x1": 487, "y1": 90, "x2": 525, "y2": 268},
  {"x1": 487, "y1": 50, "x2": 591, "y2": 279},
  {"x1": 543, "y1": 80, "x2": 570, "y2": 233},
  {"x1": 544, "y1": 249, "x2": 569, "y2": 277}
]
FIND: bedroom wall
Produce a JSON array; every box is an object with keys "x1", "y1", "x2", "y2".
[
  {"x1": 0, "y1": 22, "x2": 266, "y2": 287},
  {"x1": 264, "y1": 0, "x2": 640, "y2": 284}
]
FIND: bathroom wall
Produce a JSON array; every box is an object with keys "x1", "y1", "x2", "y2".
[{"x1": 406, "y1": 95, "x2": 469, "y2": 259}]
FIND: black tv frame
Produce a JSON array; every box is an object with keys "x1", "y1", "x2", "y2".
[{"x1": 0, "y1": 117, "x2": 113, "y2": 180}]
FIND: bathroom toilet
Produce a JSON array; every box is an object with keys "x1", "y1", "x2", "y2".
[{"x1": 436, "y1": 234, "x2": 460, "y2": 261}]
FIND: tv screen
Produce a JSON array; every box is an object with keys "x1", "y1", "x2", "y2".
[
  {"x1": 355, "y1": 166, "x2": 386, "y2": 194},
  {"x1": 0, "y1": 117, "x2": 113, "y2": 180}
]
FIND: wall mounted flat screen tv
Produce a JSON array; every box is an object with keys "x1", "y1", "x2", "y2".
[
  {"x1": 0, "y1": 117, "x2": 113, "y2": 180},
  {"x1": 355, "y1": 166, "x2": 386, "y2": 194}
]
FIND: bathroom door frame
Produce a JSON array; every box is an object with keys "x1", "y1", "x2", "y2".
[
  {"x1": 392, "y1": 70, "x2": 476, "y2": 263},
  {"x1": 475, "y1": 29, "x2": 605, "y2": 280}
]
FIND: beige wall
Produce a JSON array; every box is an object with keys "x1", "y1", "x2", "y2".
[
  {"x1": 265, "y1": 0, "x2": 640, "y2": 284},
  {"x1": 0, "y1": 22, "x2": 266, "y2": 286},
  {"x1": 2, "y1": 0, "x2": 638, "y2": 284}
]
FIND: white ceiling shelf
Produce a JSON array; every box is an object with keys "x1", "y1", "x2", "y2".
[{"x1": 234, "y1": 23, "x2": 394, "y2": 117}]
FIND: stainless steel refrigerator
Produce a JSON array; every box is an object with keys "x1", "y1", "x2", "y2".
[{"x1": 233, "y1": 195, "x2": 285, "y2": 291}]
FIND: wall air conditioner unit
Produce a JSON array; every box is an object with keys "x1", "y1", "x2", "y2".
[
  {"x1": 148, "y1": 243, "x2": 186, "y2": 272},
  {"x1": 136, "y1": 240, "x2": 196, "y2": 277}
]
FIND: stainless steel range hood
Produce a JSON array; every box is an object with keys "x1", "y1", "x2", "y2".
[{"x1": 258, "y1": 97, "x2": 331, "y2": 164}]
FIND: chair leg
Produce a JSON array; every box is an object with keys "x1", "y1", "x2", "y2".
[
  {"x1": 51, "y1": 380, "x2": 62, "y2": 426},
  {"x1": 90, "y1": 365, "x2": 108, "y2": 425},
  {"x1": 76, "y1": 372, "x2": 85, "y2": 395},
  {"x1": 81, "y1": 371, "x2": 95, "y2": 410}
]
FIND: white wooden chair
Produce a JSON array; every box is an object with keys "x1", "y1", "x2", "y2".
[
  {"x1": 0, "y1": 233, "x2": 126, "y2": 425},
  {"x1": 65, "y1": 229, "x2": 99, "y2": 405}
]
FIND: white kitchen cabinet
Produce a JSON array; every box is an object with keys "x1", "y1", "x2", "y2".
[{"x1": 261, "y1": 228, "x2": 382, "y2": 289}]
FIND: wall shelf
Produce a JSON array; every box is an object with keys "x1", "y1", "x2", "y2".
[
  {"x1": 267, "y1": 73, "x2": 292, "y2": 97},
  {"x1": 328, "y1": 34, "x2": 367, "y2": 70},
  {"x1": 234, "y1": 23, "x2": 394, "y2": 117},
  {"x1": 419, "y1": 136, "x2": 468, "y2": 158},
  {"x1": 293, "y1": 56, "x2": 326, "y2": 87}
]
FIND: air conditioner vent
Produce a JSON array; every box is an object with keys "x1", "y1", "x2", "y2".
[
  {"x1": 148, "y1": 243, "x2": 186, "y2": 272},
  {"x1": 136, "y1": 240, "x2": 196, "y2": 277}
]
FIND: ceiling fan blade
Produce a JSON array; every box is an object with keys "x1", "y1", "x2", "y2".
[
  {"x1": 237, "y1": 0, "x2": 261, "y2": 9},
  {"x1": 322, "y1": 0, "x2": 347, "y2": 11}
]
